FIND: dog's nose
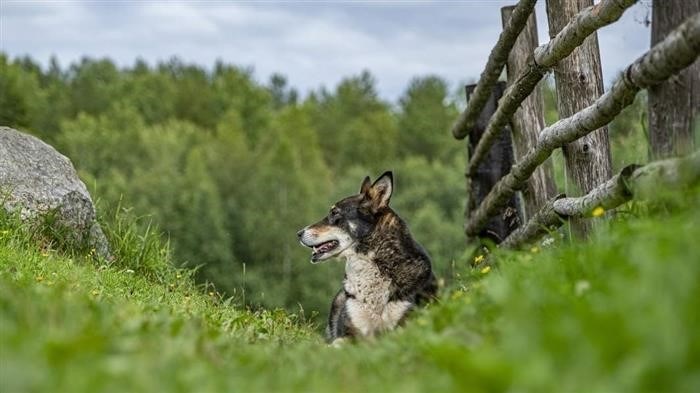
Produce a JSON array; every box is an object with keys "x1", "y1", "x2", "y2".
[{"x1": 296, "y1": 229, "x2": 304, "y2": 239}]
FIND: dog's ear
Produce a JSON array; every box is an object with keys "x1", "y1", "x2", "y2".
[
  {"x1": 359, "y1": 176, "x2": 372, "y2": 195},
  {"x1": 366, "y1": 171, "x2": 393, "y2": 212}
]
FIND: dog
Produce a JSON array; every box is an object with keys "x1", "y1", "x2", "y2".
[{"x1": 297, "y1": 171, "x2": 437, "y2": 344}]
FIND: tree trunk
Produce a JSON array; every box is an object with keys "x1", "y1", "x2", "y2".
[
  {"x1": 649, "y1": 0, "x2": 700, "y2": 159},
  {"x1": 501, "y1": 6, "x2": 557, "y2": 220},
  {"x1": 545, "y1": 0, "x2": 614, "y2": 239},
  {"x1": 465, "y1": 82, "x2": 521, "y2": 245}
]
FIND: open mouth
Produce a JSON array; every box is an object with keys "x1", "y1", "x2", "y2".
[{"x1": 311, "y1": 240, "x2": 340, "y2": 261}]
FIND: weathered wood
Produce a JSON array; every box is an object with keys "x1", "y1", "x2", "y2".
[
  {"x1": 451, "y1": 0, "x2": 538, "y2": 141},
  {"x1": 465, "y1": 82, "x2": 521, "y2": 244},
  {"x1": 552, "y1": 165, "x2": 638, "y2": 218},
  {"x1": 546, "y1": 0, "x2": 614, "y2": 238},
  {"x1": 502, "y1": 5, "x2": 557, "y2": 219},
  {"x1": 627, "y1": 150, "x2": 700, "y2": 198},
  {"x1": 499, "y1": 194, "x2": 566, "y2": 250},
  {"x1": 465, "y1": 13, "x2": 700, "y2": 237},
  {"x1": 501, "y1": 151, "x2": 700, "y2": 249},
  {"x1": 649, "y1": 0, "x2": 700, "y2": 159},
  {"x1": 460, "y1": 0, "x2": 638, "y2": 177}
]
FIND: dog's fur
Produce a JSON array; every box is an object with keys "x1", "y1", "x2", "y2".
[{"x1": 297, "y1": 172, "x2": 437, "y2": 344}]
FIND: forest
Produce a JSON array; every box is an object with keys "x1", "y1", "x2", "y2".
[{"x1": 0, "y1": 52, "x2": 649, "y2": 317}]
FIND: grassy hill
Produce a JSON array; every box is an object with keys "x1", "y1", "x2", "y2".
[{"x1": 1, "y1": 189, "x2": 699, "y2": 393}]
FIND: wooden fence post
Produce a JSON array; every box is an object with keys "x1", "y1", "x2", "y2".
[
  {"x1": 465, "y1": 82, "x2": 521, "y2": 245},
  {"x1": 501, "y1": 5, "x2": 557, "y2": 220},
  {"x1": 649, "y1": 0, "x2": 700, "y2": 159},
  {"x1": 545, "y1": 0, "x2": 614, "y2": 238}
]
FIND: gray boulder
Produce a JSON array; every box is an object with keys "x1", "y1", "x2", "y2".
[{"x1": 0, "y1": 126, "x2": 110, "y2": 257}]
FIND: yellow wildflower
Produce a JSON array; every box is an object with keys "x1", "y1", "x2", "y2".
[
  {"x1": 592, "y1": 206, "x2": 605, "y2": 217},
  {"x1": 530, "y1": 246, "x2": 540, "y2": 253},
  {"x1": 474, "y1": 254, "x2": 485, "y2": 264},
  {"x1": 480, "y1": 266, "x2": 491, "y2": 274}
]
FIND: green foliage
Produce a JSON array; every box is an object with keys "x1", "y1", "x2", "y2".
[
  {"x1": 398, "y1": 76, "x2": 460, "y2": 160},
  {"x1": 100, "y1": 204, "x2": 173, "y2": 280},
  {"x1": 268, "y1": 73, "x2": 299, "y2": 109},
  {"x1": 1, "y1": 186, "x2": 699, "y2": 392},
  {"x1": 212, "y1": 62, "x2": 273, "y2": 143},
  {"x1": 66, "y1": 58, "x2": 122, "y2": 118},
  {"x1": 0, "y1": 53, "x2": 652, "y2": 322},
  {"x1": 236, "y1": 106, "x2": 335, "y2": 310},
  {"x1": 0, "y1": 54, "x2": 46, "y2": 131},
  {"x1": 57, "y1": 103, "x2": 148, "y2": 180},
  {"x1": 609, "y1": 93, "x2": 649, "y2": 170},
  {"x1": 541, "y1": 77, "x2": 559, "y2": 127},
  {"x1": 60, "y1": 113, "x2": 235, "y2": 291},
  {"x1": 310, "y1": 71, "x2": 399, "y2": 169},
  {"x1": 0, "y1": 211, "x2": 315, "y2": 392},
  {"x1": 121, "y1": 62, "x2": 178, "y2": 125}
]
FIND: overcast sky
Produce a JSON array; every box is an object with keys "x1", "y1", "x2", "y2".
[{"x1": 1, "y1": 0, "x2": 652, "y2": 102}]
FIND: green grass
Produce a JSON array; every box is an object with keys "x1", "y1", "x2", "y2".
[{"x1": 1, "y1": 191, "x2": 700, "y2": 392}]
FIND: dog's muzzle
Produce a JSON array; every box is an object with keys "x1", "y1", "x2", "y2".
[{"x1": 297, "y1": 226, "x2": 342, "y2": 263}]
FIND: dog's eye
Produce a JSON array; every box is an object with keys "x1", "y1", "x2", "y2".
[{"x1": 329, "y1": 209, "x2": 342, "y2": 223}]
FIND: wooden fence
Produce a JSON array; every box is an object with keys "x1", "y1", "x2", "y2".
[{"x1": 454, "y1": 0, "x2": 700, "y2": 250}]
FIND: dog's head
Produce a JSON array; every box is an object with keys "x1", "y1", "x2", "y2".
[{"x1": 297, "y1": 171, "x2": 394, "y2": 263}]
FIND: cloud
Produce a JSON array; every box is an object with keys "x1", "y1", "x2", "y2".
[{"x1": 0, "y1": 0, "x2": 650, "y2": 101}]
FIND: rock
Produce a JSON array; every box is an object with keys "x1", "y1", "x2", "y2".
[{"x1": 0, "y1": 126, "x2": 110, "y2": 257}]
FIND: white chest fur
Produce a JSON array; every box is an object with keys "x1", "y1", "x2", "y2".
[{"x1": 341, "y1": 251, "x2": 413, "y2": 337}]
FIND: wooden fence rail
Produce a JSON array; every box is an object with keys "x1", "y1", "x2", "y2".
[
  {"x1": 450, "y1": 0, "x2": 537, "y2": 141},
  {"x1": 464, "y1": 12, "x2": 700, "y2": 238},
  {"x1": 453, "y1": 0, "x2": 638, "y2": 177},
  {"x1": 501, "y1": 151, "x2": 700, "y2": 249}
]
